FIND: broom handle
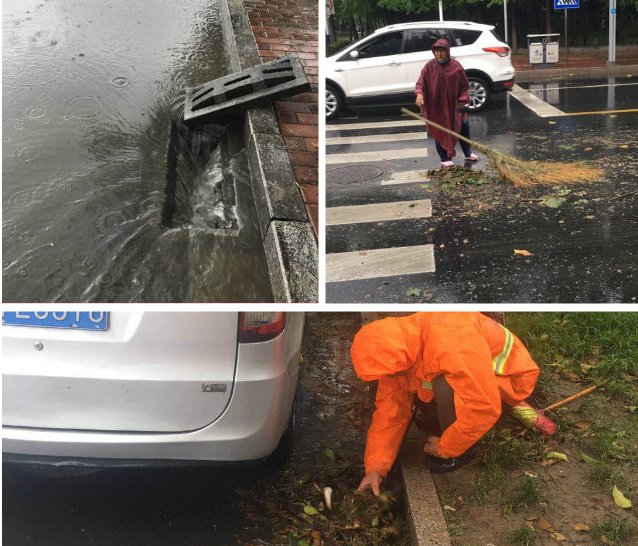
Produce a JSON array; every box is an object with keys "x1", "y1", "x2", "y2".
[
  {"x1": 400, "y1": 107, "x2": 487, "y2": 153},
  {"x1": 542, "y1": 385, "x2": 598, "y2": 413}
]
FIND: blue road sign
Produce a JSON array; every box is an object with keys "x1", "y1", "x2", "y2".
[{"x1": 554, "y1": 0, "x2": 579, "y2": 9}]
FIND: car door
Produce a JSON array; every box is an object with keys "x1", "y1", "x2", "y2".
[
  {"x1": 402, "y1": 28, "x2": 451, "y2": 89},
  {"x1": 335, "y1": 30, "x2": 408, "y2": 97}
]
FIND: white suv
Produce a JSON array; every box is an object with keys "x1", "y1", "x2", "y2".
[
  {"x1": 325, "y1": 21, "x2": 515, "y2": 119},
  {"x1": 2, "y1": 311, "x2": 304, "y2": 469}
]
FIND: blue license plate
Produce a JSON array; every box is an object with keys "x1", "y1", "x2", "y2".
[{"x1": 2, "y1": 312, "x2": 109, "y2": 331}]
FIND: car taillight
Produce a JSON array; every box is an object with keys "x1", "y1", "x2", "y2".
[
  {"x1": 483, "y1": 46, "x2": 510, "y2": 57},
  {"x1": 238, "y1": 312, "x2": 286, "y2": 343}
]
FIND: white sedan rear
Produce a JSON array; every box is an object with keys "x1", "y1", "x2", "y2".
[{"x1": 2, "y1": 311, "x2": 303, "y2": 467}]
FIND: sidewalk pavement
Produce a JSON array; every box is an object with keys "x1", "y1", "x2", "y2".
[{"x1": 512, "y1": 45, "x2": 638, "y2": 82}]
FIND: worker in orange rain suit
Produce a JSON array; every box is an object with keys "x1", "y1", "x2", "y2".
[{"x1": 352, "y1": 312, "x2": 539, "y2": 496}]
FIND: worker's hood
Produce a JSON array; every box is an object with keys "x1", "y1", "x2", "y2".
[
  {"x1": 432, "y1": 38, "x2": 450, "y2": 62},
  {"x1": 351, "y1": 317, "x2": 422, "y2": 381}
]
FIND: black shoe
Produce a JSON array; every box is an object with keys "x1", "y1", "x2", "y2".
[{"x1": 424, "y1": 445, "x2": 477, "y2": 473}]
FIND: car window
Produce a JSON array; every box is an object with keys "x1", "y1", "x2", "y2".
[
  {"x1": 405, "y1": 29, "x2": 449, "y2": 53},
  {"x1": 449, "y1": 29, "x2": 482, "y2": 46},
  {"x1": 355, "y1": 31, "x2": 404, "y2": 59}
]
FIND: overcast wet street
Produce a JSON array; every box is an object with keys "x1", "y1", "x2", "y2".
[
  {"x1": 2, "y1": 0, "x2": 272, "y2": 303},
  {"x1": 326, "y1": 76, "x2": 638, "y2": 303}
]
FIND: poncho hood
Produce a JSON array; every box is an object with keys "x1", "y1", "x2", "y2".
[
  {"x1": 432, "y1": 38, "x2": 451, "y2": 58},
  {"x1": 351, "y1": 317, "x2": 422, "y2": 381}
]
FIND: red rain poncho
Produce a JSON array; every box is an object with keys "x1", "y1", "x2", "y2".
[
  {"x1": 415, "y1": 38, "x2": 469, "y2": 159},
  {"x1": 351, "y1": 313, "x2": 539, "y2": 477}
]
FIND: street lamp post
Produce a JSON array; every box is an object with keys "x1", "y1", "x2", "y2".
[
  {"x1": 608, "y1": 0, "x2": 617, "y2": 63},
  {"x1": 504, "y1": 0, "x2": 508, "y2": 44},
  {"x1": 439, "y1": 1, "x2": 443, "y2": 21}
]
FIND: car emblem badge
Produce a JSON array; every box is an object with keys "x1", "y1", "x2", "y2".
[
  {"x1": 34, "y1": 341, "x2": 44, "y2": 351},
  {"x1": 202, "y1": 383, "x2": 227, "y2": 393}
]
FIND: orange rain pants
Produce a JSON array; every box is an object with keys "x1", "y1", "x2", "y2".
[{"x1": 351, "y1": 312, "x2": 539, "y2": 477}]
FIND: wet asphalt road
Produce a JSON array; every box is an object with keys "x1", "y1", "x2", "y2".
[{"x1": 326, "y1": 76, "x2": 638, "y2": 303}]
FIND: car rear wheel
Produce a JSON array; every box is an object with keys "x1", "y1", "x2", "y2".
[
  {"x1": 467, "y1": 77, "x2": 490, "y2": 112},
  {"x1": 326, "y1": 84, "x2": 343, "y2": 120}
]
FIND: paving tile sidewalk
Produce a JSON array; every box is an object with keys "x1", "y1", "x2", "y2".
[{"x1": 242, "y1": 0, "x2": 319, "y2": 235}]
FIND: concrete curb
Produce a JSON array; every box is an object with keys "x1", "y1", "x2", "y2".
[
  {"x1": 399, "y1": 424, "x2": 452, "y2": 546},
  {"x1": 220, "y1": 0, "x2": 318, "y2": 302},
  {"x1": 515, "y1": 63, "x2": 638, "y2": 83}
]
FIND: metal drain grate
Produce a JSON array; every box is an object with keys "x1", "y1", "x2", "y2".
[{"x1": 183, "y1": 55, "x2": 310, "y2": 123}]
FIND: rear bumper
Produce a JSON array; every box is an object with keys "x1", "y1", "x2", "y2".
[
  {"x1": 2, "y1": 368, "x2": 299, "y2": 465},
  {"x1": 492, "y1": 78, "x2": 515, "y2": 92}
]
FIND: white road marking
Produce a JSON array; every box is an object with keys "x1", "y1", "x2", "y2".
[
  {"x1": 509, "y1": 84, "x2": 566, "y2": 117},
  {"x1": 327, "y1": 119, "x2": 424, "y2": 131},
  {"x1": 326, "y1": 132, "x2": 427, "y2": 145},
  {"x1": 327, "y1": 199, "x2": 432, "y2": 226},
  {"x1": 327, "y1": 147, "x2": 426, "y2": 164},
  {"x1": 381, "y1": 170, "x2": 430, "y2": 185},
  {"x1": 326, "y1": 244, "x2": 436, "y2": 282}
]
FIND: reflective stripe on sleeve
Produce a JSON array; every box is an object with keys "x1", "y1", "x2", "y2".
[{"x1": 492, "y1": 325, "x2": 514, "y2": 375}]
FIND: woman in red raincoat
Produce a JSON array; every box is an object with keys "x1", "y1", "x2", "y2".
[
  {"x1": 415, "y1": 38, "x2": 478, "y2": 167},
  {"x1": 352, "y1": 313, "x2": 539, "y2": 496}
]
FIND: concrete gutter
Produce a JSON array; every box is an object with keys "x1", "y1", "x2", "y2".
[
  {"x1": 515, "y1": 63, "x2": 638, "y2": 83},
  {"x1": 399, "y1": 423, "x2": 452, "y2": 546},
  {"x1": 219, "y1": 0, "x2": 318, "y2": 302}
]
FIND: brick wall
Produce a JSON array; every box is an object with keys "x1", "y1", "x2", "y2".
[{"x1": 242, "y1": 0, "x2": 318, "y2": 235}]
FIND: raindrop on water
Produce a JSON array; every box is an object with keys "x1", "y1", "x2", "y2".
[
  {"x1": 111, "y1": 76, "x2": 130, "y2": 88},
  {"x1": 26, "y1": 106, "x2": 45, "y2": 119},
  {"x1": 15, "y1": 144, "x2": 38, "y2": 162},
  {"x1": 18, "y1": 269, "x2": 28, "y2": 278},
  {"x1": 18, "y1": 232, "x2": 31, "y2": 243}
]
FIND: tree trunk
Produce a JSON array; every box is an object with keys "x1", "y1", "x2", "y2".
[
  {"x1": 545, "y1": 0, "x2": 553, "y2": 34},
  {"x1": 349, "y1": 15, "x2": 358, "y2": 42}
]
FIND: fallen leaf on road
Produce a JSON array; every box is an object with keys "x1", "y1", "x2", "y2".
[
  {"x1": 602, "y1": 534, "x2": 612, "y2": 544},
  {"x1": 324, "y1": 448, "x2": 335, "y2": 461},
  {"x1": 551, "y1": 531, "x2": 567, "y2": 541},
  {"x1": 304, "y1": 505, "x2": 319, "y2": 516},
  {"x1": 570, "y1": 522, "x2": 590, "y2": 532},
  {"x1": 514, "y1": 249, "x2": 533, "y2": 256},
  {"x1": 612, "y1": 485, "x2": 632, "y2": 509},
  {"x1": 624, "y1": 405, "x2": 636, "y2": 413},
  {"x1": 584, "y1": 147, "x2": 593, "y2": 152},
  {"x1": 312, "y1": 530, "x2": 321, "y2": 546},
  {"x1": 537, "y1": 517, "x2": 553, "y2": 530},
  {"x1": 582, "y1": 453, "x2": 600, "y2": 464},
  {"x1": 619, "y1": 144, "x2": 629, "y2": 149},
  {"x1": 540, "y1": 458, "x2": 560, "y2": 467},
  {"x1": 443, "y1": 505, "x2": 456, "y2": 512},
  {"x1": 545, "y1": 451, "x2": 569, "y2": 462},
  {"x1": 405, "y1": 288, "x2": 421, "y2": 297}
]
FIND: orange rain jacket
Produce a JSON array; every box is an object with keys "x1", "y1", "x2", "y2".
[{"x1": 351, "y1": 313, "x2": 539, "y2": 477}]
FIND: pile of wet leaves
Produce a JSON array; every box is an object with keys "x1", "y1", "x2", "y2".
[
  {"x1": 237, "y1": 458, "x2": 404, "y2": 546},
  {"x1": 428, "y1": 166, "x2": 493, "y2": 187},
  {"x1": 236, "y1": 313, "x2": 407, "y2": 546}
]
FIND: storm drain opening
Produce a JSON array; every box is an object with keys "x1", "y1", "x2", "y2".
[
  {"x1": 161, "y1": 117, "x2": 239, "y2": 232},
  {"x1": 183, "y1": 55, "x2": 310, "y2": 123}
]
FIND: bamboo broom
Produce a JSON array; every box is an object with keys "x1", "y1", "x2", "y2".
[
  {"x1": 400, "y1": 107, "x2": 603, "y2": 188},
  {"x1": 511, "y1": 385, "x2": 599, "y2": 435}
]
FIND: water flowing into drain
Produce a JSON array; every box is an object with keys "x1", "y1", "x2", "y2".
[{"x1": 161, "y1": 118, "x2": 238, "y2": 232}]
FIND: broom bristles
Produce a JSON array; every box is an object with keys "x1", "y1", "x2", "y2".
[
  {"x1": 512, "y1": 401, "x2": 558, "y2": 435},
  {"x1": 399, "y1": 108, "x2": 603, "y2": 187}
]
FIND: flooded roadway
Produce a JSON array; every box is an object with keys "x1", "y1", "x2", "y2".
[{"x1": 3, "y1": 0, "x2": 273, "y2": 302}]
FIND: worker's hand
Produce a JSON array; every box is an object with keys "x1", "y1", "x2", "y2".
[
  {"x1": 457, "y1": 102, "x2": 467, "y2": 111},
  {"x1": 357, "y1": 472, "x2": 382, "y2": 496},
  {"x1": 415, "y1": 94, "x2": 424, "y2": 107},
  {"x1": 423, "y1": 436, "x2": 442, "y2": 457}
]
